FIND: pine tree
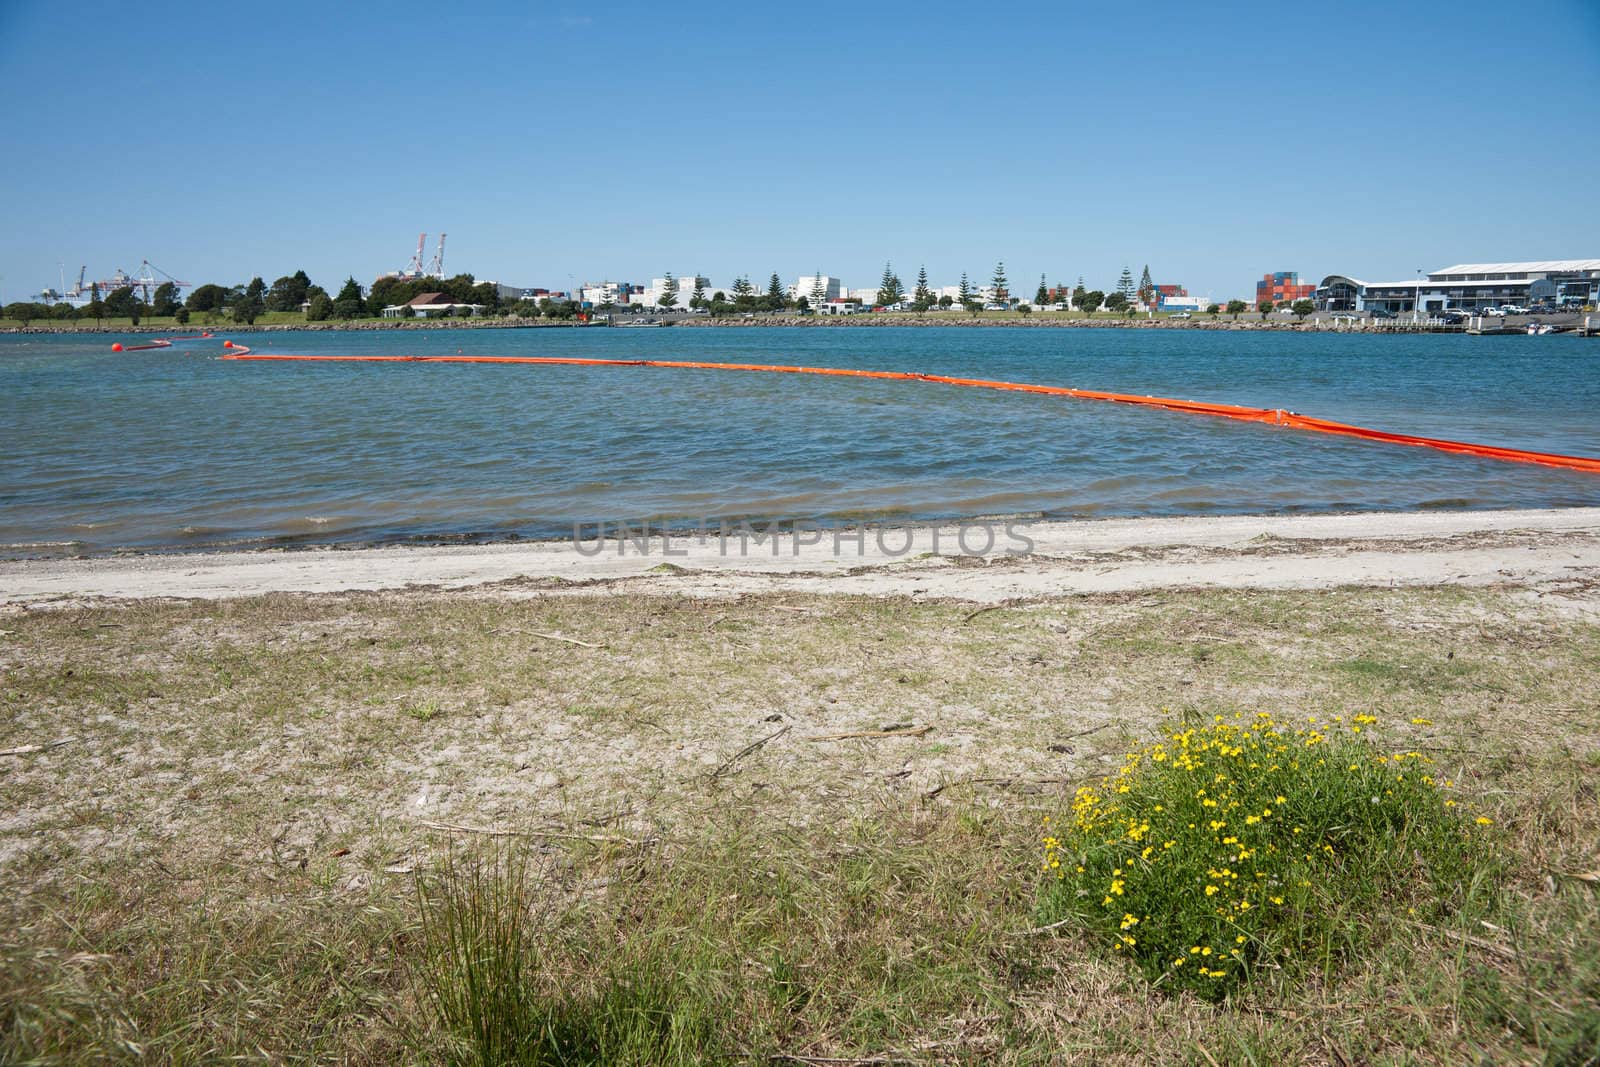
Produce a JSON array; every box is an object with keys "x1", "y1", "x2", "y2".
[
  {"x1": 957, "y1": 272, "x2": 971, "y2": 305},
  {"x1": 991, "y1": 261, "x2": 1008, "y2": 304},
  {"x1": 1138, "y1": 265, "x2": 1154, "y2": 308},
  {"x1": 913, "y1": 266, "x2": 931, "y2": 307},
  {"x1": 659, "y1": 272, "x2": 678, "y2": 309},
  {"x1": 1035, "y1": 274, "x2": 1048, "y2": 306},
  {"x1": 766, "y1": 273, "x2": 784, "y2": 301},
  {"x1": 810, "y1": 272, "x2": 826, "y2": 308},
  {"x1": 876, "y1": 262, "x2": 903, "y2": 306},
  {"x1": 691, "y1": 276, "x2": 706, "y2": 309},
  {"x1": 1117, "y1": 266, "x2": 1135, "y2": 303}
]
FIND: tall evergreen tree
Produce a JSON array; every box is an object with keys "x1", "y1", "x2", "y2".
[
  {"x1": 991, "y1": 261, "x2": 1008, "y2": 304},
  {"x1": 731, "y1": 275, "x2": 753, "y2": 298},
  {"x1": 658, "y1": 272, "x2": 679, "y2": 309},
  {"x1": 691, "y1": 277, "x2": 706, "y2": 307},
  {"x1": 810, "y1": 273, "x2": 826, "y2": 308},
  {"x1": 957, "y1": 272, "x2": 971, "y2": 305},
  {"x1": 1035, "y1": 274, "x2": 1049, "y2": 306},
  {"x1": 876, "y1": 262, "x2": 904, "y2": 306},
  {"x1": 766, "y1": 273, "x2": 784, "y2": 301},
  {"x1": 334, "y1": 277, "x2": 365, "y2": 318},
  {"x1": 1117, "y1": 266, "x2": 1136, "y2": 303},
  {"x1": 1138, "y1": 264, "x2": 1154, "y2": 307},
  {"x1": 913, "y1": 266, "x2": 931, "y2": 307}
]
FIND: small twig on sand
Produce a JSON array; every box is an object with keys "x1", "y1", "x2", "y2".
[
  {"x1": 768, "y1": 1056, "x2": 919, "y2": 1066},
  {"x1": 488, "y1": 627, "x2": 606, "y2": 648},
  {"x1": 961, "y1": 603, "x2": 1009, "y2": 624},
  {"x1": 710, "y1": 725, "x2": 792, "y2": 780},
  {"x1": 807, "y1": 725, "x2": 932, "y2": 742},
  {"x1": 416, "y1": 820, "x2": 642, "y2": 846},
  {"x1": 0, "y1": 737, "x2": 76, "y2": 757},
  {"x1": 1014, "y1": 916, "x2": 1075, "y2": 937},
  {"x1": 1056, "y1": 723, "x2": 1113, "y2": 743},
  {"x1": 924, "y1": 775, "x2": 1069, "y2": 800}
]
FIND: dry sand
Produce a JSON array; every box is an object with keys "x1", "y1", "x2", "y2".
[{"x1": 5, "y1": 507, "x2": 1600, "y2": 611}]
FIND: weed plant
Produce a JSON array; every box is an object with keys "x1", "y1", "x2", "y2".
[{"x1": 1039, "y1": 712, "x2": 1499, "y2": 998}]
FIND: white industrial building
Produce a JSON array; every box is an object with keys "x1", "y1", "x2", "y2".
[
  {"x1": 793, "y1": 275, "x2": 841, "y2": 304},
  {"x1": 629, "y1": 274, "x2": 710, "y2": 309},
  {"x1": 1317, "y1": 260, "x2": 1600, "y2": 313}
]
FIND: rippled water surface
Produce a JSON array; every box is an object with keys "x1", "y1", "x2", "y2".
[{"x1": 2, "y1": 326, "x2": 1597, "y2": 553}]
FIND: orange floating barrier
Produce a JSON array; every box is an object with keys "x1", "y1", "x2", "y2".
[{"x1": 217, "y1": 351, "x2": 1600, "y2": 475}]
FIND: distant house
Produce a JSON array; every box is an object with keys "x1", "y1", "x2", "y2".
[{"x1": 381, "y1": 292, "x2": 484, "y2": 318}]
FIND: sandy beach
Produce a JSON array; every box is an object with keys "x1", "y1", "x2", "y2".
[{"x1": 6, "y1": 506, "x2": 1600, "y2": 609}]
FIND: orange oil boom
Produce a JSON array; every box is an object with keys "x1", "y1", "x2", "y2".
[{"x1": 217, "y1": 349, "x2": 1600, "y2": 475}]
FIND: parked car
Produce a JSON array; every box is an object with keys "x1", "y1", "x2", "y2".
[
  {"x1": 1481, "y1": 307, "x2": 1507, "y2": 317},
  {"x1": 1368, "y1": 308, "x2": 1395, "y2": 319},
  {"x1": 1169, "y1": 311, "x2": 1192, "y2": 319},
  {"x1": 1438, "y1": 309, "x2": 1470, "y2": 323},
  {"x1": 1500, "y1": 305, "x2": 1528, "y2": 315}
]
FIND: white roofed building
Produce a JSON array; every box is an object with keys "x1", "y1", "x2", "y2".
[{"x1": 1317, "y1": 260, "x2": 1600, "y2": 313}]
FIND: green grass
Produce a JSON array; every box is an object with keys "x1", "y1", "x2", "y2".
[{"x1": 0, "y1": 586, "x2": 1596, "y2": 1061}]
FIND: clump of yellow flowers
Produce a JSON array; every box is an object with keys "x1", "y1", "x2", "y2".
[{"x1": 1038, "y1": 711, "x2": 1493, "y2": 998}]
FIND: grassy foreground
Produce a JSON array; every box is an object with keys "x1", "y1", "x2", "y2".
[{"x1": 1, "y1": 585, "x2": 1597, "y2": 1063}]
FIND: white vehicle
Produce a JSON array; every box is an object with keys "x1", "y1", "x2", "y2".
[
  {"x1": 1481, "y1": 307, "x2": 1507, "y2": 317},
  {"x1": 1169, "y1": 311, "x2": 1192, "y2": 319},
  {"x1": 1499, "y1": 305, "x2": 1527, "y2": 315}
]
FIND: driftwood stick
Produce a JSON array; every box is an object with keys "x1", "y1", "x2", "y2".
[
  {"x1": 491, "y1": 627, "x2": 605, "y2": 649},
  {"x1": 807, "y1": 725, "x2": 931, "y2": 742},
  {"x1": 416, "y1": 820, "x2": 642, "y2": 846},
  {"x1": 0, "y1": 737, "x2": 76, "y2": 757},
  {"x1": 709, "y1": 725, "x2": 792, "y2": 780}
]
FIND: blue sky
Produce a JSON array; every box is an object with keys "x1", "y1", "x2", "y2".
[{"x1": 2, "y1": 0, "x2": 1597, "y2": 303}]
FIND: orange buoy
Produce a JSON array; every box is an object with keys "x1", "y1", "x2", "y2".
[
  {"x1": 111, "y1": 343, "x2": 123, "y2": 351},
  {"x1": 223, "y1": 340, "x2": 233, "y2": 348}
]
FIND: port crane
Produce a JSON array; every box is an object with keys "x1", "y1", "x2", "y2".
[{"x1": 428, "y1": 233, "x2": 446, "y2": 278}]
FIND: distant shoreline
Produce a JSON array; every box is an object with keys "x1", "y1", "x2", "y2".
[{"x1": 1, "y1": 315, "x2": 1440, "y2": 334}]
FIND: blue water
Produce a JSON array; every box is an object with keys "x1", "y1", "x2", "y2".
[{"x1": 1, "y1": 326, "x2": 1597, "y2": 555}]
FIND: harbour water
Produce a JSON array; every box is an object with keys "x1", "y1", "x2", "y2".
[{"x1": 2, "y1": 327, "x2": 1597, "y2": 555}]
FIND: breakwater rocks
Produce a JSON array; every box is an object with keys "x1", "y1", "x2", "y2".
[
  {"x1": 672, "y1": 315, "x2": 1319, "y2": 330},
  {"x1": 7, "y1": 315, "x2": 1401, "y2": 335}
]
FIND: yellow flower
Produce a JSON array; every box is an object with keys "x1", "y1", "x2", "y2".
[
  {"x1": 1205, "y1": 884, "x2": 1219, "y2": 896},
  {"x1": 1476, "y1": 816, "x2": 1492, "y2": 826},
  {"x1": 1410, "y1": 717, "x2": 1432, "y2": 725}
]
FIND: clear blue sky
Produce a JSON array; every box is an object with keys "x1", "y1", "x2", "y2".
[{"x1": 2, "y1": 0, "x2": 1597, "y2": 303}]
